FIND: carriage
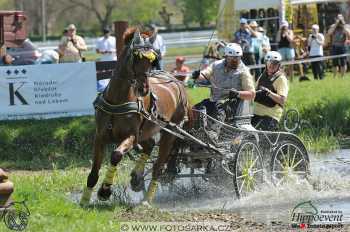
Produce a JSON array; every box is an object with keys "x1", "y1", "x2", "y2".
[
  {"x1": 138, "y1": 91, "x2": 310, "y2": 199},
  {"x1": 81, "y1": 28, "x2": 310, "y2": 206}
]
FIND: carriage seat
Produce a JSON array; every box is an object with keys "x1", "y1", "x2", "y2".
[{"x1": 231, "y1": 99, "x2": 255, "y2": 130}]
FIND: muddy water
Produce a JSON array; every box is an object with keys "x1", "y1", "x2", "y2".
[
  {"x1": 71, "y1": 149, "x2": 350, "y2": 227},
  {"x1": 153, "y1": 149, "x2": 350, "y2": 225}
]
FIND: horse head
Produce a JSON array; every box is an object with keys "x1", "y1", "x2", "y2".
[{"x1": 122, "y1": 28, "x2": 157, "y2": 97}]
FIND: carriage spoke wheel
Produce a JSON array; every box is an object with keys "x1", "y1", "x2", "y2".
[
  {"x1": 271, "y1": 142, "x2": 308, "y2": 186},
  {"x1": 283, "y1": 109, "x2": 300, "y2": 132},
  {"x1": 233, "y1": 141, "x2": 264, "y2": 198}
]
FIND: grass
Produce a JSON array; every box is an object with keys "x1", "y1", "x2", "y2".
[
  {"x1": 0, "y1": 160, "x2": 181, "y2": 232},
  {"x1": 84, "y1": 46, "x2": 205, "y2": 62},
  {"x1": 0, "y1": 73, "x2": 349, "y2": 231}
]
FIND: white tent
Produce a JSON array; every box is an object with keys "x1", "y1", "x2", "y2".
[
  {"x1": 290, "y1": 0, "x2": 348, "y2": 5},
  {"x1": 234, "y1": 0, "x2": 348, "y2": 10},
  {"x1": 234, "y1": 0, "x2": 280, "y2": 10}
]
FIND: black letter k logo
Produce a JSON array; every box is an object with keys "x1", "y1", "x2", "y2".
[{"x1": 9, "y1": 82, "x2": 29, "y2": 105}]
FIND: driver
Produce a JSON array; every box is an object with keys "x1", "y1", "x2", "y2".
[
  {"x1": 191, "y1": 43, "x2": 255, "y2": 122},
  {"x1": 0, "y1": 168, "x2": 14, "y2": 207},
  {"x1": 252, "y1": 51, "x2": 289, "y2": 131}
]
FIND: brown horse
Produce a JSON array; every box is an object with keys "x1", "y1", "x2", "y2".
[{"x1": 80, "y1": 27, "x2": 190, "y2": 206}]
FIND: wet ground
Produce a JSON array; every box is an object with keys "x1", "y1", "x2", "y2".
[{"x1": 72, "y1": 149, "x2": 350, "y2": 231}]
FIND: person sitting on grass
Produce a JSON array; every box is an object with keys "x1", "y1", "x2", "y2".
[
  {"x1": 0, "y1": 168, "x2": 14, "y2": 207},
  {"x1": 253, "y1": 51, "x2": 289, "y2": 131}
]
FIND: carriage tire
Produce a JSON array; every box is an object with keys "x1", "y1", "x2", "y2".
[
  {"x1": 232, "y1": 141, "x2": 264, "y2": 199},
  {"x1": 270, "y1": 140, "x2": 310, "y2": 186},
  {"x1": 283, "y1": 109, "x2": 300, "y2": 133}
]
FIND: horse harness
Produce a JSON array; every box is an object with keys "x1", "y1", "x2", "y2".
[{"x1": 93, "y1": 88, "x2": 186, "y2": 140}]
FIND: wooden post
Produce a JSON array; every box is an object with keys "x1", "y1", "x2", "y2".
[
  {"x1": 114, "y1": 21, "x2": 128, "y2": 59},
  {"x1": 0, "y1": 15, "x2": 5, "y2": 57}
]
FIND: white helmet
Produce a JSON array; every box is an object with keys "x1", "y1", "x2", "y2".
[
  {"x1": 224, "y1": 43, "x2": 243, "y2": 57},
  {"x1": 265, "y1": 51, "x2": 282, "y2": 63}
]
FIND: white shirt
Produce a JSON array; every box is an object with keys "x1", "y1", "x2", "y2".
[
  {"x1": 96, "y1": 36, "x2": 117, "y2": 61},
  {"x1": 308, "y1": 33, "x2": 324, "y2": 57},
  {"x1": 152, "y1": 34, "x2": 166, "y2": 58}
]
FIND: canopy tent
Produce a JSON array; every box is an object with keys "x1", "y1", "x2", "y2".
[
  {"x1": 234, "y1": 0, "x2": 348, "y2": 9},
  {"x1": 290, "y1": 0, "x2": 348, "y2": 4},
  {"x1": 234, "y1": 0, "x2": 280, "y2": 10}
]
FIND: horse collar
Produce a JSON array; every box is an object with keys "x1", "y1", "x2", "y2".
[{"x1": 93, "y1": 93, "x2": 143, "y2": 115}]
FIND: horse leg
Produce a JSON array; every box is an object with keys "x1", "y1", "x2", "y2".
[
  {"x1": 80, "y1": 137, "x2": 105, "y2": 206},
  {"x1": 130, "y1": 138, "x2": 155, "y2": 192},
  {"x1": 97, "y1": 135, "x2": 135, "y2": 201},
  {"x1": 143, "y1": 132, "x2": 176, "y2": 205}
]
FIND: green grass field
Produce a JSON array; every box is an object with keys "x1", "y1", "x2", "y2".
[{"x1": 84, "y1": 46, "x2": 205, "y2": 62}]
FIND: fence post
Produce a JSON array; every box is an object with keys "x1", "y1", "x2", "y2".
[{"x1": 114, "y1": 21, "x2": 128, "y2": 59}]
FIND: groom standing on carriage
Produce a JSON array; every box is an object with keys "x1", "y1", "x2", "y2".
[{"x1": 191, "y1": 43, "x2": 256, "y2": 123}]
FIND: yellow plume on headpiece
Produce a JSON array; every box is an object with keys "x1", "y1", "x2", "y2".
[{"x1": 135, "y1": 50, "x2": 157, "y2": 62}]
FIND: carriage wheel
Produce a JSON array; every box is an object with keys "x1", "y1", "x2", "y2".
[
  {"x1": 233, "y1": 141, "x2": 264, "y2": 198},
  {"x1": 271, "y1": 141, "x2": 309, "y2": 186},
  {"x1": 283, "y1": 109, "x2": 300, "y2": 132},
  {"x1": 3, "y1": 209, "x2": 29, "y2": 231}
]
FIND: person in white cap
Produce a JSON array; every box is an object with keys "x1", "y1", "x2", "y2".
[
  {"x1": 191, "y1": 43, "x2": 255, "y2": 124},
  {"x1": 233, "y1": 18, "x2": 258, "y2": 68},
  {"x1": 253, "y1": 51, "x2": 288, "y2": 131},
  {"x1": 308, "y1": 24, "x2": 325, "y2": 80},
  {"x1": 58, "y1": 24, "x2": 87, "y2": 63},
  {"x1": 96, "y1": 27, "x2": 116, "y2": 61},
  {"x1": 276, "y1": 20, "x2": 294, "y2": 81}
]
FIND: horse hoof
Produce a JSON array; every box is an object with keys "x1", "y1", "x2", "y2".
[
  {"x1": 97, "y1": 184, "x2": 112, "y2": 201},
  {"x1": 141, "y1": 200, "x2": 152, "y2": 208},
  {"x1": 130, "y1": 171, "x2": 144, "y2": 192}
]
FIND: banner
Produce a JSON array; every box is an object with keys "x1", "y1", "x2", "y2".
[{"x1": 0, "y1": 62, "x2": 97, "y2": 120}]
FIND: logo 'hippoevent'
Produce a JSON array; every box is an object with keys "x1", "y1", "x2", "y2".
[{"x1": 290, "y1": 200, "x2": 344, "y2": 230}]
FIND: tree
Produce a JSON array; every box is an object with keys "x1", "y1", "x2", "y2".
[
  {"x1": 64, "y1": 0, "x2": 120, "y2": 31},
  {"x1": 180, "y1": 0, "x2": 219, "y2": 27}
]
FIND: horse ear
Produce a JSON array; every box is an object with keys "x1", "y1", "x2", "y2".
[
  {"x1": 149, "y1": 32, "x2": 156, "y2": 44},
  {"x1": 133, "y1": 29, "x2": 142, "y2": 45}
]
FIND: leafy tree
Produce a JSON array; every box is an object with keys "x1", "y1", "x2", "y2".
[
  {"x1": 64, "y1": 0, "x2": 120, "y2": 31},
  {"x1": 180, "y1": 0, "x2": 219, "y2": 27},
  {"x1": 112, "y1": 0, "x2": 162, "y2": 25}
]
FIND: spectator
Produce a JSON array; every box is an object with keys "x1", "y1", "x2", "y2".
[
  {"x1": 0, "y1": 54, "x2": 13, "y2": 65},
  {"x1": 95, "y1": 27, "x2": 116, "y2": 92},
  {"x1": 0, "y1": 168, "x2": 14, "y2": 207},
  {"x1": 58, "y1": 24, "x2": 87, "y2": 63},
  {"x1": 150, "y1": 24, "x2": 166, "y2": 70},
  {"x1": 233, "y1": 18, "x2": 256, "y2": 68},
  {"x1": 258, "y1": 27, "x2": 271, "y2": 64},
  {"x1": 171, "y1": 56, "x2": 191, "y2": 82},
  {"x1": 96, "y1": 27, "x2": 116, "y2": 61},
  {"x1": 308, "y1": 24, "x2": 325, "y2": 80},
  {"x1": 327, "y1": 15, "x2": 350, "y2": 78},
  {"x1": 277, "y1": 20, "x2": 295, "y2": 81},
  {"x1": 294, "y1": 35, "x2": 308, "y2": 80},
  {"x1": 250, "y1": 21, "x2": 263, "y2": 78}
]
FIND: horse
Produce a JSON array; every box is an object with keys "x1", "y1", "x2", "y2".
[{"x1": 79, "y1": 27, "x2": 191, "y2": 206}]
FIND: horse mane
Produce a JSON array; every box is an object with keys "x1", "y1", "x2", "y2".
[{"x1": 123, "y1": 27, "x2": 153, "y2": 45}]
